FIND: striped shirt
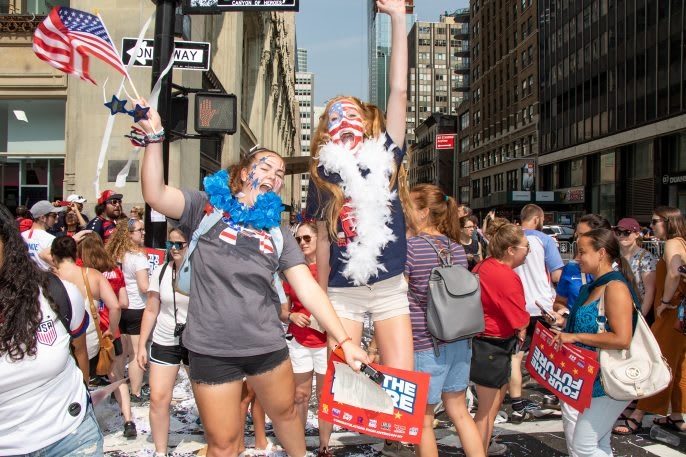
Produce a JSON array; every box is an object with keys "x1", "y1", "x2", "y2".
[{"x1": 405, "y1": 235, "x2": 468, "y2": 352}]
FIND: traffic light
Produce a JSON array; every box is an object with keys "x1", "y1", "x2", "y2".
[{"x1": 194, "y1": 91, "x2": 237, "y2": 135}]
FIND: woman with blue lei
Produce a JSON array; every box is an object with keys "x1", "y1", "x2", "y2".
[
  {"x1": 134, "y1": 101, "x2": 368, "y2": 457},
  {"x1": 547, "y1": 228, "x2": 640, "y2": 457}
]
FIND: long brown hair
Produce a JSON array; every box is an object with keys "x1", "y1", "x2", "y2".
[
  {"x1": 78, "y1": 232, "x2": 117, "y2": 273},
  {"x1": 654, "y1": 206, "x2": 686, "y2": 241},
  {"x1": 309, "y1": 95, "x2": 410, "y2": 239}
]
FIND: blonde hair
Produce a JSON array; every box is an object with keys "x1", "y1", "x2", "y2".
[
  {"x1": 486, "y1": 218, "x2": 523, "y2": 260},
  {"x1": 105, "y1": 220, "x2": 145, "y2": 262},
  {"x1": 309, "y1": 95, "x2": 410, "y2": 239}
]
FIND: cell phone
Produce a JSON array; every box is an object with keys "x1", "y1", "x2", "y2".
[
  {"x1": 57, "y1": 200, "x2": 71, "y2": 207},
  {"x1": 678, "y1": 265, "x2": 686, "y2": 274},
  {"x1": 535, "y1": 300, "x2": 556, "y2": 323}
]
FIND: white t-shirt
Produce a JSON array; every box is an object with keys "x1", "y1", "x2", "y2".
[
  {"x1": 123, "y1": 251, "x2": 149, "y2": 310},
  {"x1": 22, "y1": 228, "x2": 55, "y2": 271},
  {"x1": 149, "y1": 262, "x2": 189, "y2": 346},
  {"x1": 514, "y1": 230, "x2": 564, "y2": 316},
  {"x1": 0, "y1": 281, "x2": 89, "y2": 455}
]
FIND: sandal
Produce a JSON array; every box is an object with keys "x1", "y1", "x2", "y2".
[
  {"x1": 618, "y1": 400, "x2": 638, "y2": 420},
  {"x1": 612, "y1": 417, "x2": 642, "y2": 435},
  {"x1": 653, "y1": 415, "x2": 686, "y2": 432}
]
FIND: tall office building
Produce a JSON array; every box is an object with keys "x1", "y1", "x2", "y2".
[
  {"x1": 297, "y1": 48, "x2": 308, "y2": 72},
  {"x1": 295, "y1": 65, "x2": 314, "y2": 211},
  {"x1": 466, "y1": 0, "x2": 541, "y2": 218},
  {"x1": 368, "y1": 0, "x2": 416, "y2": 112},
  {"x1": 406, "y1": 10, "x2": 470, "y2": 145},
  {"x1": 539, "y1": 0, "x2": 686, "y2": 222}
]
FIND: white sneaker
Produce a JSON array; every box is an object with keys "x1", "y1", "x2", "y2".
[{"x1": 487, "y1": 441, "x2": 508, "y2": 456}]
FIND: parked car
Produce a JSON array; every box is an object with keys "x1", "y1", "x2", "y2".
[{"x1": 542, "y1": 225, "x2": 575, "y2": 253}]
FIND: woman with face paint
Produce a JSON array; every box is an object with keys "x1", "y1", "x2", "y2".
[
  {"x1": 134, "y1": 101, "x2": 368, "y2": 457},
  {"x1": 307, "y1": 0, "x2": 412, "y2": 373}
]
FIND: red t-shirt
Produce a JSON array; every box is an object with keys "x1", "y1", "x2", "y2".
[
  {"x1": 283, "y1": 263, "x2": 327, "y2": 348},
  {"x1": 475, "y1": 258, "x2": 530, "y2": 338}
]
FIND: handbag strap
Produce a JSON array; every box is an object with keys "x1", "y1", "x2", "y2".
[
  {"x1": 596, "y1": 280, "x2": 640, "y2": 335},
  {"x1": 81, "y1": 267, "x2": 104, "y2": 345},
  {"x1": 419, "y1": 235, "x2": 452, "y2": 267}
]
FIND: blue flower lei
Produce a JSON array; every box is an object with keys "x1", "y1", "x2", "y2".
[{"x1": 203, "y1": 169, "x2": 284, "y2": 230}]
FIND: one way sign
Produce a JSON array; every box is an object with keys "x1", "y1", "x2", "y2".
[{"x1": 122, "y1": 38, "x2": 211, "y2": 71}]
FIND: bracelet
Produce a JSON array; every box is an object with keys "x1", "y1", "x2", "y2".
[
  {"x1": 145, "y1": 129, "x2": 165, "y2": 145},
  {"x1": 336, "y1": 336, "x2": 352, "y2": 348},
  {"x1": 287, "y1": 312, "x2": 292, "y2": 322}
]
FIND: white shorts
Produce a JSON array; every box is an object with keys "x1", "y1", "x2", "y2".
[
  {"x1": 287, "y1": 338, "x2": 328, "y2": 375},
  {"x1": 328, "y1": 273, "x2": 410, "y2": 322}
]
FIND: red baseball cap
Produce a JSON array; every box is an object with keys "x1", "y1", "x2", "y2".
[
  {"x1": 615, "y1": 218, "x2": 641, "y2": 232},
  {"x1": 97, "y1": 190, "x2": 123, "y2": 205}
]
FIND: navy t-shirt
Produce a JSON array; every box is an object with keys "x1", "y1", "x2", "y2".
[{"x1": 306, "y1": 132, "x2": 407, "y2": 287}]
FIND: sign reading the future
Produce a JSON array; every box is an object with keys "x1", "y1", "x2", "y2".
[
  {"x1": 122, "y1": 38, "x2": 211, "y2": 70},
  {"x1": 182, "y1": 0, "x2": 299, "y2": 13}
]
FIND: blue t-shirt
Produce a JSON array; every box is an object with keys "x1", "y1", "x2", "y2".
[
  {"x1": 556, "y1": 261, "x2": 594, "y2": 312},
  {"x1": 305, "y1": 132, "x2": 407, "y2": 287}
]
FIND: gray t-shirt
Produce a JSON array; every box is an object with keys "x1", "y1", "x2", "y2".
[{"x1": 170, "y1": 189, "x2": 305, "y2": 357}]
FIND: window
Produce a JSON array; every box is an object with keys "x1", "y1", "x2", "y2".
[
  {"x1": 472, "y1": 179, "x2": 481, "y2": 198},
  {"x1": 483, "y1": 177, "x2": 491, "y2": 195}
]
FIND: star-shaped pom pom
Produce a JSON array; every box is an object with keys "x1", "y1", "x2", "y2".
[
  {"x1": 128, "y1": 104, "x2": 150, "y2": 123},
  {"x1": 104, "y1": 95, "x2": 128, "y2": 115}
]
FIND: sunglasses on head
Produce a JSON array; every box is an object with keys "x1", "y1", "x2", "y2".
[
  {"x1": 165, "y1": 241, "x2": 188, "y2": 250},
  {"x1": 613, "y1": 229, "x2": 633, "y2": 237},
  {"x1": 295, "y1": 235, "x2": 313, "y2": 243}
]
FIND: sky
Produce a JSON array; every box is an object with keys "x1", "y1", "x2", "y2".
[{"x1": 296, "y1": 0, "x2": 469, "y2": 105}]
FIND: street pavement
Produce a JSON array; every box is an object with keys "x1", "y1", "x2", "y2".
[{"x1": 101, "y1": 371, "x2": 686, "y2": 456}]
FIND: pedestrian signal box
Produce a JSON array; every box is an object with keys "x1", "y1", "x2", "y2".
[{"x1": 194, "y1": 92, "x2": 237, "y2": 135}]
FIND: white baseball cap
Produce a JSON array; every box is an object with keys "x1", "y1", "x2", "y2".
[{"x1": 66, "y1": 194, "x2": 87, "y2": 204}]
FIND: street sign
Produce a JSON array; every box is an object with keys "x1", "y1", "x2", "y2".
[
  {"x1": 435, "y1": 134, "x2": 456, "y2": 150},
  {"x1": 182, "y1": 0, "x2": 299, "y2": 14},
  {"x1": 121, "y1": 38, "x2": 211, "y2": 71}
]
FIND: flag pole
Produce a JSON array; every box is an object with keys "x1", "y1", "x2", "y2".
[{"x1": 98, "y1": 13, "x2": 141, "y2": 100}]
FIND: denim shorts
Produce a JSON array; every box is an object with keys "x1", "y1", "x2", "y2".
[
  {"x1": 24, "y1": 403, "x2": 103, "y2": 457},
  {"x1": 414, "y1": 339, "x2": 472, "y2": 405}
]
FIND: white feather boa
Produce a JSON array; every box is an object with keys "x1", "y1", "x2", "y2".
[{"x1": 317, "y1": 135, "x2": 397, "y2": 285}]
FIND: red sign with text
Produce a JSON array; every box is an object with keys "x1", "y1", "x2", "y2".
[
  {"x1": 145, "y1": 248, "x2": 166, "y2": 276},
  {"x1": 435, "y1": 134, "x2": 456, "y2": 150},
  {"x1": 319, "y1": 356, "x2": 430, "y2": 444},
  {"x1": 525, "y1": 322, "x2": 600, "y2": 412}
]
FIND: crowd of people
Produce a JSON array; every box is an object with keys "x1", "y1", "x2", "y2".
[{"x1": 2, "y1": 2, "x2": 686, "y2": 457}]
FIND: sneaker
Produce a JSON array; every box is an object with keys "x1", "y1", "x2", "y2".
[
  {"x1": 510, "y1": 398, "x2": 541, "y2": 424},
  {"x1": 123, "y1": 421, "x2": 137, "y2": 438},
  {"x1": 542, "y1": 394, "x2": 561, "y2": 410},
  {"x1": 487, "y1": 441, "x2": 508, "y2": 456},
  {"x1": 380, "y1": 440, "x2": 415, "y2": 457},
  {"x1": 130, "y1": 393, "x2": 149, "y2": 404}
]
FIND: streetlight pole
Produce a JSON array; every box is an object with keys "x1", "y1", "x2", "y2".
[{"x1": 377, "y1": 50, "x2": 387, "y2": 111}]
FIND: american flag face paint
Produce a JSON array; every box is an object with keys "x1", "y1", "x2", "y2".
[
  {"x1": 327, "y1": 100, "x2": 365, "y2": 152},
  {"x1": 240, "y1": 152, "x2": 285, "y2": 203}
]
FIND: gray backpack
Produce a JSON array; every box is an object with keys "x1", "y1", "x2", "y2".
[{"x1": 420, "y1": 236, "x2": 485, "y2": 354}]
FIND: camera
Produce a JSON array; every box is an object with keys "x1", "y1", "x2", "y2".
[
  {"x1": 678, "y1": 265, "x2": 686, "y2": 274},
  {"x1": 174, "y1": 323, "x2": 186, "y2": 338}
]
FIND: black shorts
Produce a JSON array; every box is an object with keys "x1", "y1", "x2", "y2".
[
  {"x1": 521, "y1": 316, "x2": 546, "y2": 353},
  {"x1": 119, "y1": 309, "x2": 144, "y2": 335},
  {"x1": 150, "y1": 342, "x2": 189, "y2": 366},
  {"x1": 88, "y1": 337, "x2": 123, "y2": 374},
  {"x1": 189, "y1": 346, "x2": 289, "y2": 385}
]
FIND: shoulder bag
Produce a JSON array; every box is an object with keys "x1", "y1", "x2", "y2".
[
  {"x1": 420, "y1": 236, "x2": 485, "y2": 350},
  {"x1": 82, "y1": 268, "x2": 115, "y2": 376},
  {"x1": 597, "y1": 284, "x2": 672, "y2": 400}
]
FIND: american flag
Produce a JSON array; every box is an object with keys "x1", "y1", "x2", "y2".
[{"x1": 33, "y1": 6, "x2": 126, "y2": 84}]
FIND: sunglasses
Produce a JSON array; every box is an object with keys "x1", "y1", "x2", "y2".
[
  {"x1": 650, "y1": 218, "x2": 663, "y2": 225},
  {"x1": 295, "y1": 235, "x2": 313, "y2": 244},
  {"x1": 463, "y1": 225, "x2": 475, "y2": 229},
  {"x1": 613, "y1": 229, "x2": 633, "y2": 237},
  {"x1": 165, "y1": 241, "x2": 188, "y2": 250},
  {"x1": 107, "y1": 199, "x2": 122, "y2": 205}
]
